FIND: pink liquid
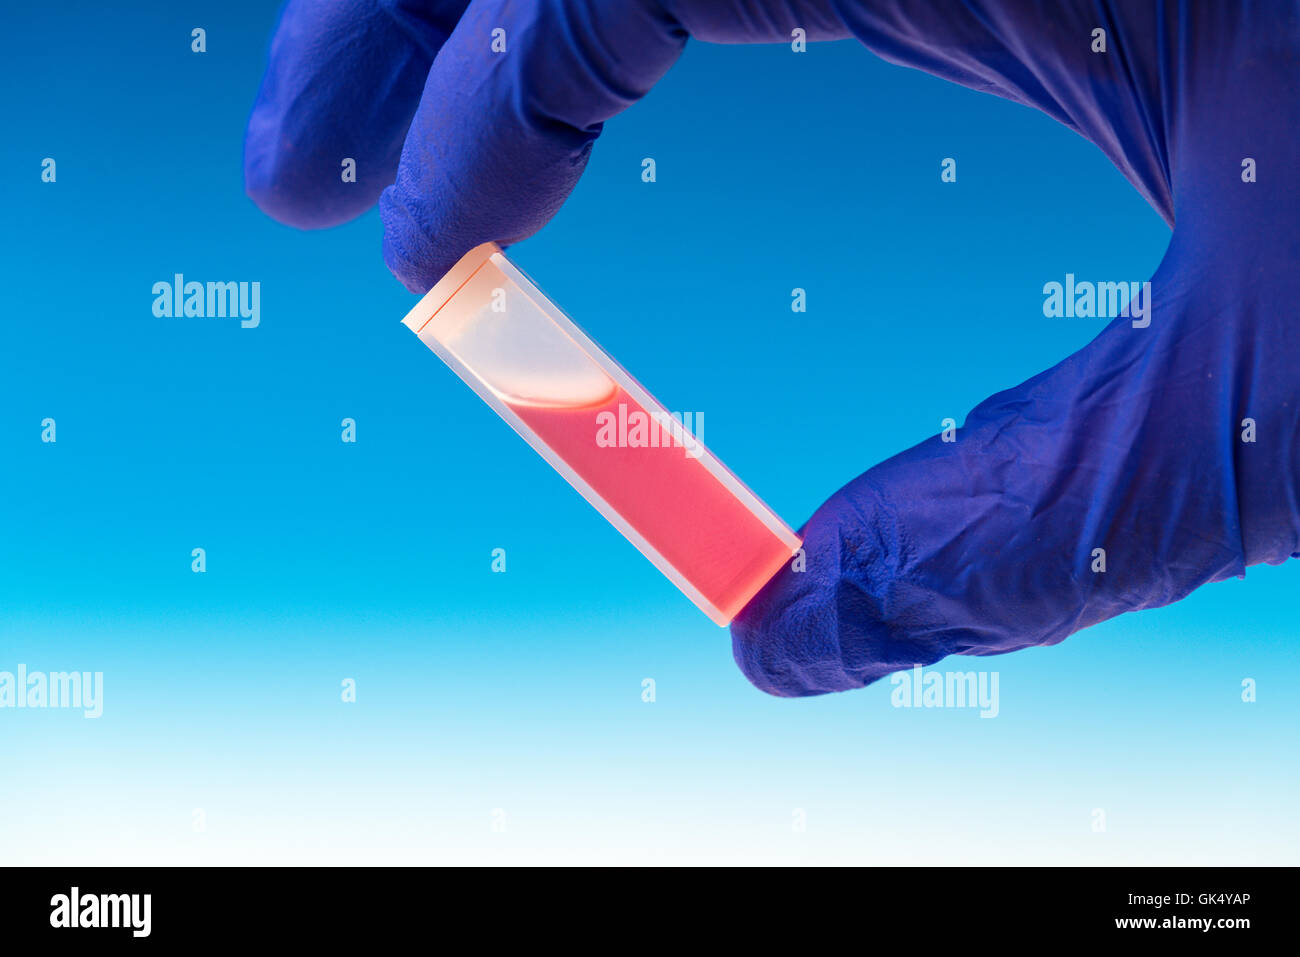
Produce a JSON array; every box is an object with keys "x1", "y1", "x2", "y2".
[{"x1": 506, "y1": 385, "x2": 795, "y2": 623}]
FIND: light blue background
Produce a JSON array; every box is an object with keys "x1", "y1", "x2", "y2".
[{"x1": 1, "y1": 2, "x2": 1295, "y2": 864}]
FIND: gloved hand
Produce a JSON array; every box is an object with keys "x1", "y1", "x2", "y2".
[
  {"x1": 243, "y1": 0, "x2": 851, "y2": 289},
  {"x1": 245, "y1": 1, "x2": 1300, "y2": 696}
]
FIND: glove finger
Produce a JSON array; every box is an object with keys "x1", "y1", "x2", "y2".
[
  {"x1": 730, "y1": 474, "x2": 941, "y2": 697},
  {"x1": 379, "y1": 0, "x2": 691, "y2": 293},
  {"x1": 244, "y1": 0, "x2": 469, "y2": 228},
  {"x1": 668, "y1": 0, "x2": 850, "y2": 43}
]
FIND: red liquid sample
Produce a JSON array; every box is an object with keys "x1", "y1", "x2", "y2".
[{"x1": 506, "y1": 385, "x2": 795, "y2": 623}]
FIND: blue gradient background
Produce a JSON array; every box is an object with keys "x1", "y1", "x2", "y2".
[{"x1": 2, "y1": 2, "x2": 1296, "y2": 865}]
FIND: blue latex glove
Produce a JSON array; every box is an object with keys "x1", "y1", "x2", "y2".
[{"x1": 245, "y1": 1, "x2": 1300, "y2": 696}]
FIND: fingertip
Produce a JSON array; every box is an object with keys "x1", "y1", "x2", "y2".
[
  {"x1": 729, "y1": 630, "x2": 798, "y2": 698},
  {"x1": 242, "y1": 0, "x2": 453, "y2": 231},
  {"x1": 376, "y1": 0, "x2": 686, "y2": 294},
  {"x1": 243, "y1": 125, "x2": 375, "y2": 230},
  {"x1": 379, "y1": 183, "x2": 473, "y2": 294},
  {"x1": 730, "y1": 565, "x2": 821, "y2": 698}
]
